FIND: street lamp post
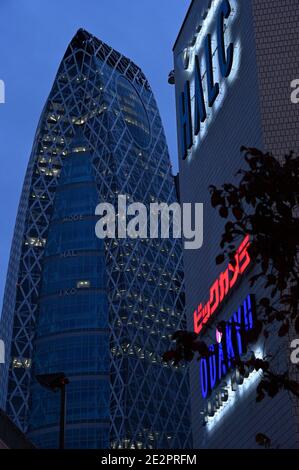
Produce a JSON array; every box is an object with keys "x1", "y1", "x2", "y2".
[{"x1": 36, "y1": 373, "x2": 69, "y2": 449}]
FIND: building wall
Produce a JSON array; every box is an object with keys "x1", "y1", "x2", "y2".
[
  {"x1": 0, "y1": 409, "x2": 34, "y2": 449},
  {"x1": 173, "y1": 0, "x2": 299, "y2": 449},
  {"x1": 252, "y1": 0, "x2": 299, "y2": 156},
  {"x1": 252, "y1": 0, "x2": 299, "y2": 448}
]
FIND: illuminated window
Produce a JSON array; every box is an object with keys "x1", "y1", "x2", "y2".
[
  {"x1": 25, "y1": 237, "x2": 46, "y2": 247},
  {"x1": 12, "y1": 357, "x2": 32, "y2": 369},
  {"x1": 77, "y1": 280, "x2": 90, "y2": 289},
  {"x1": 72, "y1": 146, "x2": 89, "y2": 153}
]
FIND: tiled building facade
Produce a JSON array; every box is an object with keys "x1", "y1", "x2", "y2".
[{"x1": 173, "y1": 0, "x2": 299, "y2": 448}]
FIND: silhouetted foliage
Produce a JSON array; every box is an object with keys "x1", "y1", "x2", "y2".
[{"x1": 163, "y1": 147, "x2": 299, "y2": 402}]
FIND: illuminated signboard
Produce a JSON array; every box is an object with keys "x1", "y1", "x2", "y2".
[
  {"x1": 194, "y1": 235, "x2": 251, "y2": 334},
  {"x1": 200, "y1": 293, "x2": 256, "y2": 399},
  {"x1": 179, "y1": 0, "x2": 240, "y2": 159}
]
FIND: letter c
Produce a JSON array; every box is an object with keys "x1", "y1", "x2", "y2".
[{"x1": 217, "y1": 0, "x2": 234, "y2": 78}]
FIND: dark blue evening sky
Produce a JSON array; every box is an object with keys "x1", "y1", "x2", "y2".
[{"x1": 0, "y1": 0, "x2": 190, "y2": 312}]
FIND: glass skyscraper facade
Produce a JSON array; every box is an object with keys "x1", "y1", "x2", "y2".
[{"x1": 0, "y1": 29, "x2": 190, "y2": 449}]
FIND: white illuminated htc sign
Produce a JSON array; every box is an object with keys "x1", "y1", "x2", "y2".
[{"x1": 178, "y1": 0, "x2": 240, "y2": 160}]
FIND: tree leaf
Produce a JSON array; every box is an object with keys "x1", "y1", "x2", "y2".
[
  {"x1": 278, "y1": 321, "x2": 289, "y2": 337},
  {"x1": 219, "y1": 207, "x2": 228, "y2": 218},
  {"x1": 216, "y1": 254, "x2": 225, "y2": 265}
]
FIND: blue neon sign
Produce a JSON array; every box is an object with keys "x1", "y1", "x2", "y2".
[{"x1": 200, "y1": 294, "x2": 256, "y2": 399}]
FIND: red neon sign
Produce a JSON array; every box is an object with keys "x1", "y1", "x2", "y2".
[{"x1": 194, "y1": 236, "x2": 251, "y2": 334}]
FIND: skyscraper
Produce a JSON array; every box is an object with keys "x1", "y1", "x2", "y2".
[{"x1": 0, "y1": 29, "x2": 190, "y2": 449}]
